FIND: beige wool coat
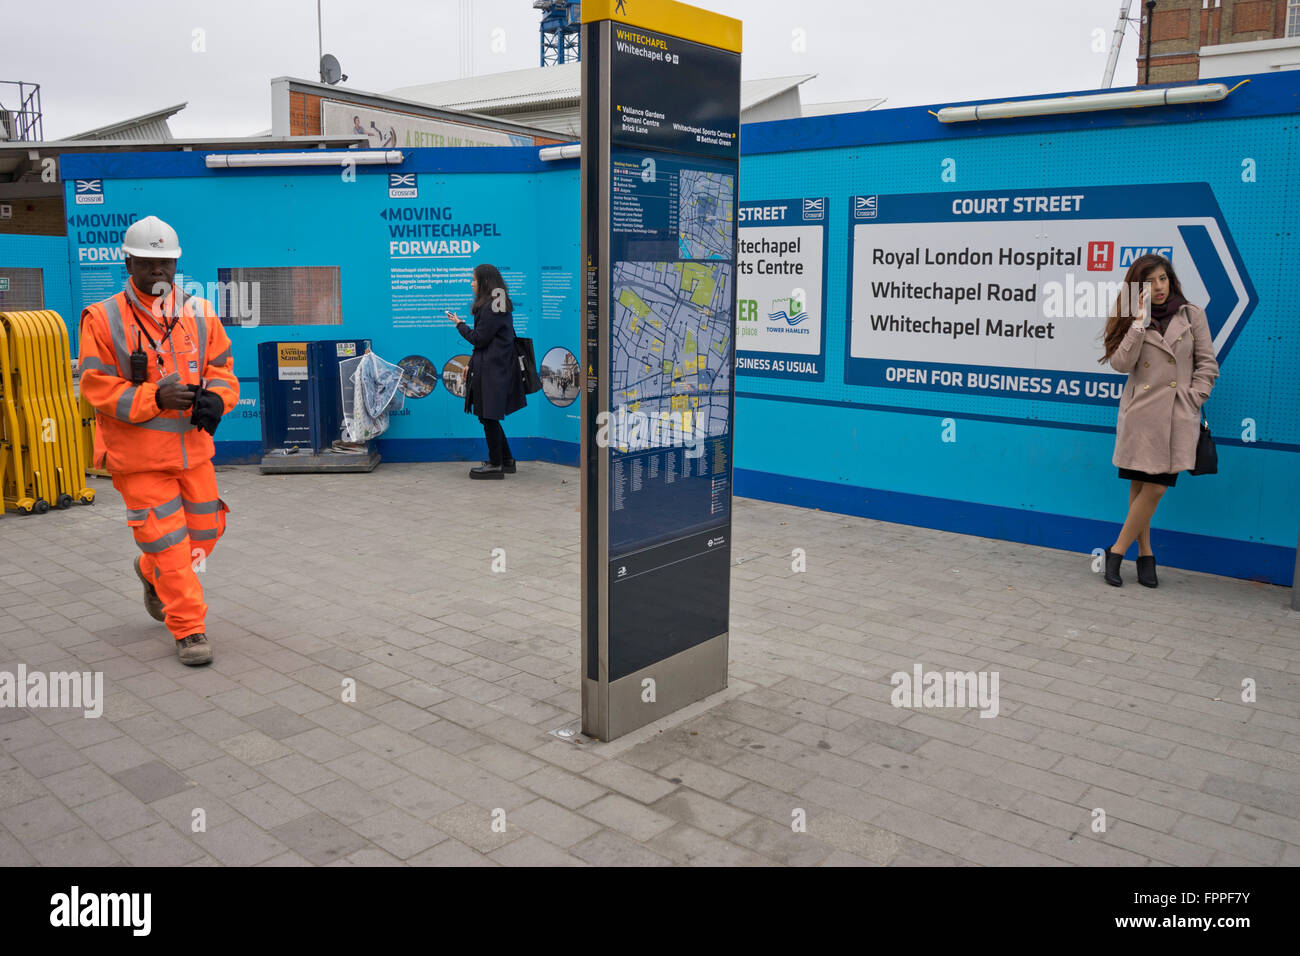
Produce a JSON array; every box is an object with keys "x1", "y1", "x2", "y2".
[{"x1": 1109, "y1": 303, "x2": 1219, "y2": 475}]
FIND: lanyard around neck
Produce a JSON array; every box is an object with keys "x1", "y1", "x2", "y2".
[{"x1": 124, "y1": 281, "x2": 185, "y2": 352}]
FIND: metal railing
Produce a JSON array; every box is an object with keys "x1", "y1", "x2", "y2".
[{"x1": 0, "y1": 81, "x2": 43, "y2": 142}]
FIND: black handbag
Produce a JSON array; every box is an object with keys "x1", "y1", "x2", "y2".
[
  {"x1": 514, "y1": 336, "x2": 542, "y2": 394},
  {"x1": 1189, "y1": 411, "x2": 1217, "y2": 476}
]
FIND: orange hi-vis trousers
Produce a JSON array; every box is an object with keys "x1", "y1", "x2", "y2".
[{"x1": 112, "y1": 462, "x2": 228, "y2": 640}]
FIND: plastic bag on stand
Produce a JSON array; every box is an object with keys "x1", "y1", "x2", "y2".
[{"x1": 342, "y1": 350, "x2": 405, "y2": 443}]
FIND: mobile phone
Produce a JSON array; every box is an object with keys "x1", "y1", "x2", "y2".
[{"x1": 445, "y1": 310, "x2": 456, "y2": 318}]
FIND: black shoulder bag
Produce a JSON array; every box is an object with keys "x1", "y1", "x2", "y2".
[
  {"x1": 514, "y1": 335, "x2": 542, "y2": 394},
  {"x1": 1189, "y1": 409, "x2": 1217, "y2": 476}
]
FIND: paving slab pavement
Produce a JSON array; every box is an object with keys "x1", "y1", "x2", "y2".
[{"x1": 0, "y1": 461, "x2": 1296, "y2": 866}]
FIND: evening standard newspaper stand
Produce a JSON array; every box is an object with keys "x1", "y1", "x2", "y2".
[
  {"x1": 581, "y1": 0, "x2": 741, "y2": 740},
  {"x1": 257, "y1": 338, "x2": 377, "y2": 473}
]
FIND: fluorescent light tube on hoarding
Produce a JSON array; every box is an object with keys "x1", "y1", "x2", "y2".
[
  {"x1": 205, "y1": 150, "x2": 405, "y2": 168},
  {"x1": 935, "y1": 83, "x2": 1234, "y2": 123},
  {"x1": 539, "y1": 144, "x2": 581, "y2": 161}
]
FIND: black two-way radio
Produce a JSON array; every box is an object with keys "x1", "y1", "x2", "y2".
[{"x1": 129, "y1": 330, "x2": 149, "y2": 386}]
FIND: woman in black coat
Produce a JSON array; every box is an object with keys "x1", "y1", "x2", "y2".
[{"x1": 447, "y1": 263, "x2": 526, "y2": 479}]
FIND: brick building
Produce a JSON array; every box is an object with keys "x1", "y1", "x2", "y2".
[{"x1": 1138, "y1": 0, "x2": 1300, "y2": 83}]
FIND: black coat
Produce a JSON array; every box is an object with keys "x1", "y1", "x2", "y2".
[{"x1": 458, "y1": 300, "x2": 525, "y2": 421}]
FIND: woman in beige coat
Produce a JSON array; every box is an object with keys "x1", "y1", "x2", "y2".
[{"x1": 1100, "y1": 253, "x2": 1218, "y2": 588}]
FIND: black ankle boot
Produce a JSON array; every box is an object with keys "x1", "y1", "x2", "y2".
[
  {"x1": 1103, "y1": 548, "x2": 1123, "y2": 587},
  {"x1": 1136, "y1": 554, "x2": 1158, "y2": 588}
]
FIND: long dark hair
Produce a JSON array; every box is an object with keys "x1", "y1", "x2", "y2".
[
  {"x1": 472, "y1": 263, "x2": 513, "y2": 314},
  {"x1": 1099, "y1": 253, "x2": 1186, "y2": 362}
]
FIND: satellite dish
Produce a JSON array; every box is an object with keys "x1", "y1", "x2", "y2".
[{"x1": 320, "y1": 53, "x2": 347, "y2": 85}]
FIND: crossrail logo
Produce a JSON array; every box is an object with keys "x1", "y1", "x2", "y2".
[
  {"x1": 74, "y1": 179, "x2": 104, "y2": 205},
  {"x1": 388, "y1": 172, "x2": 418, "y2": 198},
  {"x1": 0, "y1": 666, "x2": 103, "y2": 718},
  {"x1": 854, "y1": 195, "x2": 878, "y2": 219},
  {"x1": 802, "y1": 198, "x2": 824, "y2": 221},
  {"x1": 49, "y1": 887, "x2": 151, "y2": 936}
]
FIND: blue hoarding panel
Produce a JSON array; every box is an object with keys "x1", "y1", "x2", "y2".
[{"x1": 51, "y1": 69, "x2": 1300, "y2": 584}]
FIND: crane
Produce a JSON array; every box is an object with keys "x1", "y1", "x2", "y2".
[{"x1": 535, "y1": 0, "x2": 581, "y2": 66}]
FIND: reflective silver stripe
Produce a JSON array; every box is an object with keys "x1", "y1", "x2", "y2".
[
  {"x1": 210, "y1": 347, "x2": 231, "y2": 367},
  {"x1": 115, "y1": 386, "x2": 139, "y2": 421},
  {"x1": 207, "y1": 379, "x2": 232, "y2": 391},
  {"x1": 153, "y1": 495, "x2": 184, "y2": 519},
  {"x1": 183, "y1": 498, "x2": 221, "y2": 514},
  {"x1": 167, "y1": 327, "x2": 190, "y2": 470},
  {"x1": 126, "y1": 495, "x2": 182, "y2": 522},
  {"x1": 134, "y1": 415, "x2": 195, "y2": 434},
  {"x1": 102, "y1": 296, "x2": 133, "y2": 376},
  {"x1": 136, "y1": 527, "x2": 188, "y2": 553},
  {"x1": 80, "y1": 356, "x2": 116, "y2": 374},
  {"x1": 190, "y1": 295, "x2": 208, "y2": 367},
  {"x1": 189, "y1": 527, "x2": 220, "y2": 541}
]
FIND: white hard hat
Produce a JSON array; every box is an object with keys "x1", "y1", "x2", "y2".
[{"x1": 121, "y1": 215, "x2": 182, "y2": 259}]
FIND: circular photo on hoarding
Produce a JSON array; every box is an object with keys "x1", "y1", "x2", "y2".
[
  {"x1": 398, "y1": 355, "x2": 439, "y2": 398},
  {"x1": 540, "y1": 347, "x2": 580, "y2": 407},
  {"x1": 442, "y1": 354, "x2": 471, "y2": 398}
]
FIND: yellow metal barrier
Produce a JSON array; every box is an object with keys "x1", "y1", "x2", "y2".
[{"x1": 0, "y1": 310, "x2": 95, "y2": 515}]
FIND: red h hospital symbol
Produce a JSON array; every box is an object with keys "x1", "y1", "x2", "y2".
[{"x1": 1088, "y1": 241, "x2": 1114, "y2": 271}]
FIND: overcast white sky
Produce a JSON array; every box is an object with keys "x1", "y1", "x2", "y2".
[{"x1": 8, "y1": 0, "x2": 1143, "y2": 140}]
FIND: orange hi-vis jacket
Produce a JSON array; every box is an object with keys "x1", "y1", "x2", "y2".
[{"x1": 79, "y1": 283, "x2": 239, "y2": 474}]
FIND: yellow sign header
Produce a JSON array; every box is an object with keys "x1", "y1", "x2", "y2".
[{"x1": 582, "y1": 0, "x2": 742, "y2": 53}]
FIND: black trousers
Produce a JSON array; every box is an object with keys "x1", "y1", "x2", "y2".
[{"x1": 479, "y1": 417, "x2": 513, "y2": 465}]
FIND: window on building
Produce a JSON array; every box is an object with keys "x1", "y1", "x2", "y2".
[
  {"x1": 1288, "y1": 0, "x2": 1300, "y2": 37},
  {"x1": 215, "y1": 265, "x2": 342, "y2": 326},
  {"x1": 0, "y1": 267, "x2": 45, "y2": 311}
]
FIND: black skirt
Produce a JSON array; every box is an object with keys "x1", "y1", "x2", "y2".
[{"x1": 1118, "y1": 467, "x2": 1178, "y2": 487}]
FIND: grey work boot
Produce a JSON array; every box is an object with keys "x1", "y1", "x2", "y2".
[
  {"x1": 134, "y1": 556, "x2": 166, "y2": 622},
  {"x1": 176, "y1": 633, "x2": 212, "y2": 666}
]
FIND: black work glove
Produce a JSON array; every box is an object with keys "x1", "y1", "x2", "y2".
[{"x1": 190, "y1": 387, "x2": 225, "y2": 436}]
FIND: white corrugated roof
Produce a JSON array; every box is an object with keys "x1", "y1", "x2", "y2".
[
  {"x1": 388, "y1": 66, "x2": 815, "y2": 115},
  {"x1": 741, "y1": 74, "x2": 817, "y2": 110},
  {"x1": 67, "y1": 103, "x2": 187, "y2": 141},
  {"x1": 389, "y1": 64, "x2": 582, "y2": 112},
  {"x1": 800, "y1": 98, "x2": 888, "y2": 117}
]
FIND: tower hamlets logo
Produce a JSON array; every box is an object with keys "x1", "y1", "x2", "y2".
[{"x1": 768, "y1": 293, "x2": 809, "y2": 326}]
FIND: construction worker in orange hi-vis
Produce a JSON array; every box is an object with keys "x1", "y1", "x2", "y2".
[{"x1": 78, "y1": 216, "x2": 238, "y2": 665}]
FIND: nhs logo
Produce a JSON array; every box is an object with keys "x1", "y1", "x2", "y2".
[
  {"x1": 74, "y1": 180, "x2": 104, "y2": 205},
  {"x1": 1120, "y1": 245, "x2": 1173, "y2": 266},
  {"x1": 388, "y1": 173, "x2": 417, "y2": 198},
  {"x1": 802, "y1": 198, "x2": 824, "y2": 221},
  {"x1": 854, "y1": 195, "x2": 878, "y2": 220}
]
